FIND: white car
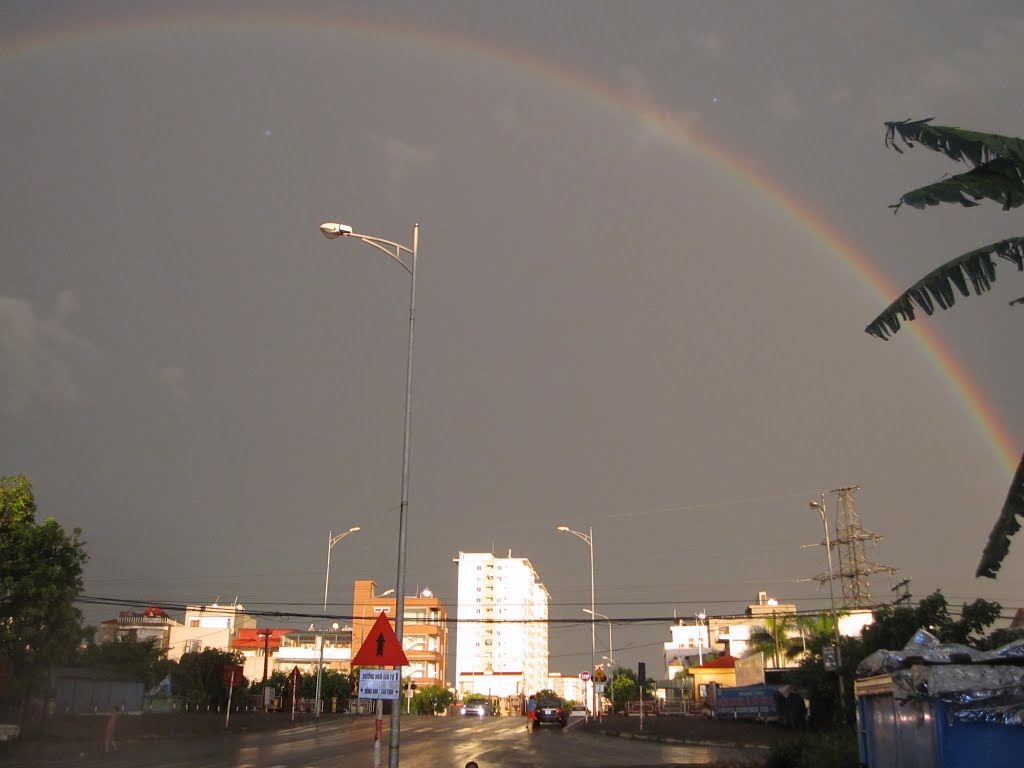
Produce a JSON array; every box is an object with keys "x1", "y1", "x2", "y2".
[
  {"x1": 461, "y1": 700, "x2": 489, "y2": 716},
  {"x1": 569, "y1": 705, "x2": 588, "y2": 718}
]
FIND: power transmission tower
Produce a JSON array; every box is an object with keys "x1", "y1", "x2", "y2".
[{"x1": 831, "y1": 486, "x2": 898, "y2": 607}]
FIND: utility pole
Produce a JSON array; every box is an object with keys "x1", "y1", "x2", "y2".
[
  {"x1": 891, "y1": 578, "x2": 912, "y2": 606},
  {"x1": 259, "y1": 629, "x2": 272, "y2": 709}
]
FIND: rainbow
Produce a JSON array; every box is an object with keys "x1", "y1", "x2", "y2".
[{"x1": 3, "y1": 7, "x2": 1017, "y2": 475}]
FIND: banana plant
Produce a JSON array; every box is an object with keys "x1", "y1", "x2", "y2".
[{"x1": 865, "y1": 119, "x2": 1024, "y2": 578}]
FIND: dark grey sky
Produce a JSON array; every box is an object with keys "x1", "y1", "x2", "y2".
[{"x1": 4, "y1": 0, "x2": 1024, "y2": 676}]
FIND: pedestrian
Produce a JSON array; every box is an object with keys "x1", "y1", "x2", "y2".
[
  {"x1": 104, "y1": 704, "x2": 121, "y2": 753},
  {"x1": 525, "y1": 693, "x2": 537, "y2": 731}
]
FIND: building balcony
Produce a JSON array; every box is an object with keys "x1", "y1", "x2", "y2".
[
  {"x1": 274, "y1": 647, "x2": 352, "y2": 664},
  {"x1": 117, "y1": 615, "x2": 176, "y2": 627}
]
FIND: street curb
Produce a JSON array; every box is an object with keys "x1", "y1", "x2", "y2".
[{"x1": 596, "y1": 729, "x2": 771, "y2": 751}]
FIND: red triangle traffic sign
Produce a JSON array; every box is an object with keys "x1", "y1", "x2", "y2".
[{"x1": 352, "y1": 610, "x2": 409, "y2": 667}]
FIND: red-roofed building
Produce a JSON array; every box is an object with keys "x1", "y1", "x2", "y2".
[
  {"x1": 232, "y1": 626, "x2": 356, "y2": 683},
  {"x1": 233, "y1": 628, "x2": 292, "y2": 652},
  {"x1": 232, "y1": 628, "x2": 297, "y2": 683}
]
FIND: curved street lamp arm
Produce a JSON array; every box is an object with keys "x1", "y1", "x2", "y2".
[
  {"x1": 349, "y1": 232, "x2": 414, "y2": 274},
  {"x1": 558, "y1": 526, "x2": 592, "y2": 545}
]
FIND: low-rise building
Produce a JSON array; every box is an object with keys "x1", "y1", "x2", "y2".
[
  {"x1": 547, "y1": 673, "x2": 586, "y2": 704},
  {"x1": 167, "y1": 601, "x2": 256, "y2": 660},
  {"x1": 96, "y1": 606, "x2": 181, "y2": 651},
  {"x1": 665, "y1": 591, "x2": 875, "y2": 682}
]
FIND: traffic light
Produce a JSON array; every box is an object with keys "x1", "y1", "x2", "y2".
[{"x1": 637, "y1": 662, "x2": 646, "y2": 682}]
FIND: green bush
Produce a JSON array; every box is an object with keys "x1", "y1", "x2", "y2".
[{"x1": 765, "y1": 730, "x2": 858, "y2": 768}]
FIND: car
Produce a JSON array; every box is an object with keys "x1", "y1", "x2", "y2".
[
  {"x1": 533, "y1": 699, "x2": 568, "y2": 727},
  {"x1": 461, "y1": 698, "x2": 489, "y2": 716},
  {"x1": 569, "y1": 705, "x2": 588, "y2": 718}
]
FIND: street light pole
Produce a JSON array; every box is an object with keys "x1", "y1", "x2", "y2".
[
  {"x1": 810, "y1": 494, "x2": 845, "y2": 707},
  {"x1": 320, "y1": 221, "x2": 418, "y2": 768},
  {"x1": 583, "y1": 608, "x2": 612, "y2": 717},
  {"x1": 557, "y1": 525, "x2": 595, "y2": 720},
  {"x1": 315, "y1": 526, "x2": 360, "y2": 718},
  {"x1": 695, "y1": 612, "x2": 707, "y2": 667}
]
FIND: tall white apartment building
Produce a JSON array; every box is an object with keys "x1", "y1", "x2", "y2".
[{"x1": 454, "y1": 552, "x2": 549, "y2": 700}]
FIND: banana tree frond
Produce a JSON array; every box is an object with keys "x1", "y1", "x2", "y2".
[
  {"x1": 894, "y1": 158, "x2": 1024, "y2": 213},
  {"x1": 865, "y1": 237, "x2": 1024, "y2": 339},
  {"x1": 977, "y1": 453, "x2": 1024, "y2": 578},
  {"x1": 885, "y1": 119, "x2": 1024, "y2": 168}
]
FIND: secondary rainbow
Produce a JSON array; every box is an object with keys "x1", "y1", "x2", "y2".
[{"x1": 3, "y1": 7, "x2": 1016, "y2": 475}]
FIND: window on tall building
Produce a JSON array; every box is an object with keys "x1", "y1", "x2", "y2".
[
  {"x1": 405, "y1": 608, "x2": 427, "y2": 622},
  {"x1": 189, "y1": 619, "x2": 199, "y2": 628},
  {"x1": 184, "y1": 639, "x2": 202, "y2": 653}
]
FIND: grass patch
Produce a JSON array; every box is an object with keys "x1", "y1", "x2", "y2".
[{"x1": 764, "y1": 730, "x2": 858, "y2": 768}]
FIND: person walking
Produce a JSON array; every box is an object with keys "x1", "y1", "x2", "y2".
[
  {"x1": 525, "y1": 694, "x2": 537, "y2": 731},
  {"x1": 104, "y1": 705, "x2": 121, "y2": 753}
]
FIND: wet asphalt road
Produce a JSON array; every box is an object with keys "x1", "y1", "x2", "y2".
[{"x1": 3, "y1": 715, "x2": 767, "y2": 768}]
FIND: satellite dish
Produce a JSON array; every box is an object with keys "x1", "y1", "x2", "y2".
[{"x1": 420, "y1": 587, "x2": 433, "y2": 598}]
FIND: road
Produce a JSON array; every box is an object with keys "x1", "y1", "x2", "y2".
[{"x1": 4, "y1": 715, "x2": 768, "y2": 768}]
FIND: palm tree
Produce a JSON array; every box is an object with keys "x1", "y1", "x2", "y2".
[
  {"x1": 745, "y1": 613, "x2": 805, "y2": 668},
  {"x1": 865, "y1": 118, "x2": 1024, "y2": 579}
]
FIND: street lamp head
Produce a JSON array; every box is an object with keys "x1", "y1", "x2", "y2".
[
  {"x1": 349, "y1": 526, "x2": 361, "y2": 533},
  {"x1": 809, "y1": 500, "x2": 821, "y2": 509},
  {"x1": 320, "y1": 222, "x2": 354, "y2": 239},
  {"x1": 557, "y1": 526, "x2": 570, "y2": 532}
]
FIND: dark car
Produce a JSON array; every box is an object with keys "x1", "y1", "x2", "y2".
[{"x1": 533, "y1": 699, "x2": 567, "y2": 727}]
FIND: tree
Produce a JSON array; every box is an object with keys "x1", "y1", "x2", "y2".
[
  {"x1": 860, "y1": 590, "x2": 1002, "y2": 654},
  {"x1": 317, "y1": 669, "x2": 355, "y2": 703},
  {"x1": 172, "y1": 648, "x2": 244, "y2": 707},
  {"x1": 76, "y1": 636, "x2": 174, "y2": 690},
  {"x1": 672, "y1": 669, "x2": 694, "y2": 698},
  {"x1": 410, "y1": 684, "x2": 455, "y2": 715},
  {"x1": 0, "y1": 475, "x2": 89, "y2": 703},
  {"x1": 607, "y1": 667, "x2": 654, "y2": 707},
  {"x1": 863, "y1": 119, "x2": 1024, "y2": 579}
]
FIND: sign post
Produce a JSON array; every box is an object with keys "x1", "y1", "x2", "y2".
[
  {"x1": 638, "y1": 662, "x2": 646, "y2": 733},
  {"x1": 290, "y1": 666, "x2": 300, "y2": 722},
  {"x1": 593, "y1": 666, "x2": 607, "y2": 721},
  {"x1": 579, "y1": 671, "x2": 592, "y2": 721},
  {"x1": 352, "y1": 612, "x2": 410, "y2": 768},
  {"x1": 223, "y1": 664, "x2": 242, "y2": 729}
]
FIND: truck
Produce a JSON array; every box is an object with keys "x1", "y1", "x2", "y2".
[{"x1": 705, "y1": 682, "x2": 781, "y2": 721}]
